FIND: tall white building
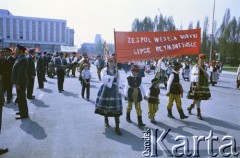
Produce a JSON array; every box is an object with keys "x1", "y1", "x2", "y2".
[{"x1": 0, "y1": 9, "x2": 74, "y2": 52}]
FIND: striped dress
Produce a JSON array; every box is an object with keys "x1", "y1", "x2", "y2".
[
  {"x1": 95, "y1": 68, "x2": 123, "y2": 117},
  {"x1": 187, "y1": 64, "x2": 211, "y2": 100}
]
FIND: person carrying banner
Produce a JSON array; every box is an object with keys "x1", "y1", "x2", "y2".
[
  {"x1": 187, "y1": 54, "x2": 211, "y2": 120},
  {"x1": 182, "y1": 60, "x2": 191, "y2": 81},
  {"x1": 95, "y1": 56, "x2": 123, "y2": 135},
  {"x1": 125, "y1": 65, "x2": 148, "y2": 127},
  {"x1": 166, "y1": 61, "x2": 188, "y2": 119},
  {"x1": 146, "y1": 78, "x2": 160, "y2": 124},
  {"x1": 155, "y1": 58, "x2": 168, "y2": 88}
]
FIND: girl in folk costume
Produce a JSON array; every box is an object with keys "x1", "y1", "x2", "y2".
[
  {"x1": 187, "y1": 54, "x2": 211, "y2": 120},
  {"x1": 182, "y1": 60, "x2": 191, "y2": 81},
  {"x1": 237, "y1": 64, "x2": 240, "y2": 89},
  {"x1": 210, "y1": 60, "x2": 218, "y2": 86},
  {"x1": 125, "y1": 65, "x2": 148, "y2": 127},
  {"x1": 95, "y1": 56, "x2": 123, "y2": 135},
  {"x1": 166, "y1": 62, "x2": 188, "y2": 119},
  {"x1": 146, "y1": 78, "x2": 161, "y2": 124}
]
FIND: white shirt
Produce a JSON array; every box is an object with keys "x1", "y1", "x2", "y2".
[
  {"x1": 166, "y1": 70, "x2": 179, "y2": 93},
  {"x1": 82, "y1": 69, "x2": 91, "y2": 79},
  {"x1": 71, "y1": 56, "x2": 78, "y2": 64},
  {"x1": 190, "y1": 65, "x2": 199, "y2": 82},
  {"x1": 101, "y1": 68, "x2": 123, "y2": 89},
  {"x1": 124, "y1": 74, "x2": 146, "y2": 97}
]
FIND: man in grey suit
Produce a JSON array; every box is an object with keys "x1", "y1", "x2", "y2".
[
  {"x1": 27, "y1": 48, "x2": 36, "y2": 99},
  {"x1": 55, "y1": 52, "x2": 67, "y2": 93},
  {"x1": 11, "y1": 44, "x2": 29, "y2": 119}
]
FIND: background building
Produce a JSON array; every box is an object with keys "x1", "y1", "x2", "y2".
[{"x1": 0, "y1": 9, "x2": 74, "y2": 52}]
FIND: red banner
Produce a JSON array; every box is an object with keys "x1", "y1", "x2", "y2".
[{"x1": 114, "y1": 29, "x2": 201, "y2": 63}]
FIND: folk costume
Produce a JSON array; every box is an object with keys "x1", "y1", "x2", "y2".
[
  {"x1": 146, "y1": 78, "x2": 160, "y2": 124},
  {"x1": 166, "y1": 62, "x2": 188, "y2": 119},
  {"x1": 155, "y1": 59, "x2": 168, "y2": 88},
  {"x1": 182, "y1": 61, "x2": 191, "y2": 81},
  {"x1": 210, "y1": 60, "x2": 218, "y2": 86},
  {"x1": 95, "y1": 57, "x2": 123, "y2": 135},
  {"x1": 187, "y1": 54, "x2": 211, "y2": 120},
  {"x1": 125, "y1": 65, "x2": 147, "y2": 127}
]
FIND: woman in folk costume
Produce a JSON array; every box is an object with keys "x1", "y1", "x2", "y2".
[
  {"x1": 95, "y1": 56, "x2": 123, "y2": 135},
  {"x1": 155, "y1": 58, "x2": 168, "y2": 88},
  {"x1": 146, "y1": 78, "x2": 161, "y2": 124},
  {"x1": 182, "y1": 60, "x2": 191, "y2": 81},
  {"x1": 187, "y1": 54, "x2": 211, "y2": 120},
  {"x1": 166, "y1": 61, "x2": 188, "y2": 119},
  {"x1": 210, "y1": 60, "x2": 218, "y2": 86},
  {"x1": 125, "y1": 65, "x2": 147, "y2": 127},
  {"x1": 237, "y1": 64, "x2": 240, "y2": 89}
]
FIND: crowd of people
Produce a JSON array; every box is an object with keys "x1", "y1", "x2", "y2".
[{"x1": 0, "y1": 44, "x2": 239, "y2": 154}]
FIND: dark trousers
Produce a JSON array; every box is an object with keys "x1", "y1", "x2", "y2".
[
  {"x1": 57, "y1": 69, "x2": 65, "y2": 91},
  {"x1": 44, "y1": 67, "x2": 47, "y2": 80},
  {"x1": 27, "y1": 76, "x2": 35, "y2": 97},
  {"x1": 37, "y1": 72, "x2": 44, "y2": 88},
  {"x1": 82, "y1": 79, "x2": 90, "y2": 99},
  {"x1": 16, "y1": 85, "x2": 28, "y2": 117},
  {"x1": 3, "y1": 80, "x2": 13, "y2": 101}
]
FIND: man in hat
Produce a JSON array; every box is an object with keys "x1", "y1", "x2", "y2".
[
  {"x1": 36, "y1": 52, "x2": 44, "y2": 89},
  {"x1": 27, "y1": 48, "x2": 36, "y2": 99},
  {"x1": 125, "y1": 65, "x2": 148, "y2": 127},
  {"x1": 12, "y1": 44, "x2": 29, "y2": 119},
  {"x1": 0, "y1": 50, "x2": 8, "y2": 155},
  {"x1": 2, "y1": 48, "x2": 16, "y2": 103},
  {"x1": 166, "y1": 61, "x2": 188, "y2": 119},
  {"x1": 55, "y1": 52, "x2": 67, "y2": 92},
  {"x1": 146, "y1": 78, "x2": 160, "y2": 124},
  {"x1": 187, "y1": 54, "x2": 211, "y2": 120}
]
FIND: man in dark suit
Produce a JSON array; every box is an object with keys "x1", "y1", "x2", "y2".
[
  {"x1": 43, "y1": 52, "x2": 48, "y2": 82},
  {"x1": 27, "y1": 48, "x2": 36, "y2": 99},
  {"x1": 12, "y1": 44, "x2": 29, "y2": 119},
  {"x1": 2, "y1": 48, "x2": 16, "y2": 104},
  {"x1": 0, "y1": 49, "x2": 9, "y2": 155},
  {"x1": 37, "y1": 52, "x2": 44, "y2": 89},
  {"x1": 55, "y1": 52, "x2": 67, "y2": 92}
]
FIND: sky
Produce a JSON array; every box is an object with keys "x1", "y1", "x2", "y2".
[{"x1": 0, "y1": 0, "x2": 240, "y2": 47}]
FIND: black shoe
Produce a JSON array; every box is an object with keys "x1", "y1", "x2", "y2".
[
  {"x1": 15, "y1": 112, "x2": 20, "y2": 115},
  {"x1": 0, "y1": 148, "x2": 8, "y2": 155},
  {"x1": 15, "y1": 115, "x2": 28, "y2": 120},
  {"x1": 115, "y1": 128, "x2": 122, "y2": 135},
  {"x1": 27, "y1": 96, "x2": 35, "y2": 99}
]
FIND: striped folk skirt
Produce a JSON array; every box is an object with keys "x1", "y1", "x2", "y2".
[
  {"x1": 187, "y1": 76, "x2": 211, "y2": 100},
  {"x1": 95, "y1": 84, "x2": 123, "y2": 117}
]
